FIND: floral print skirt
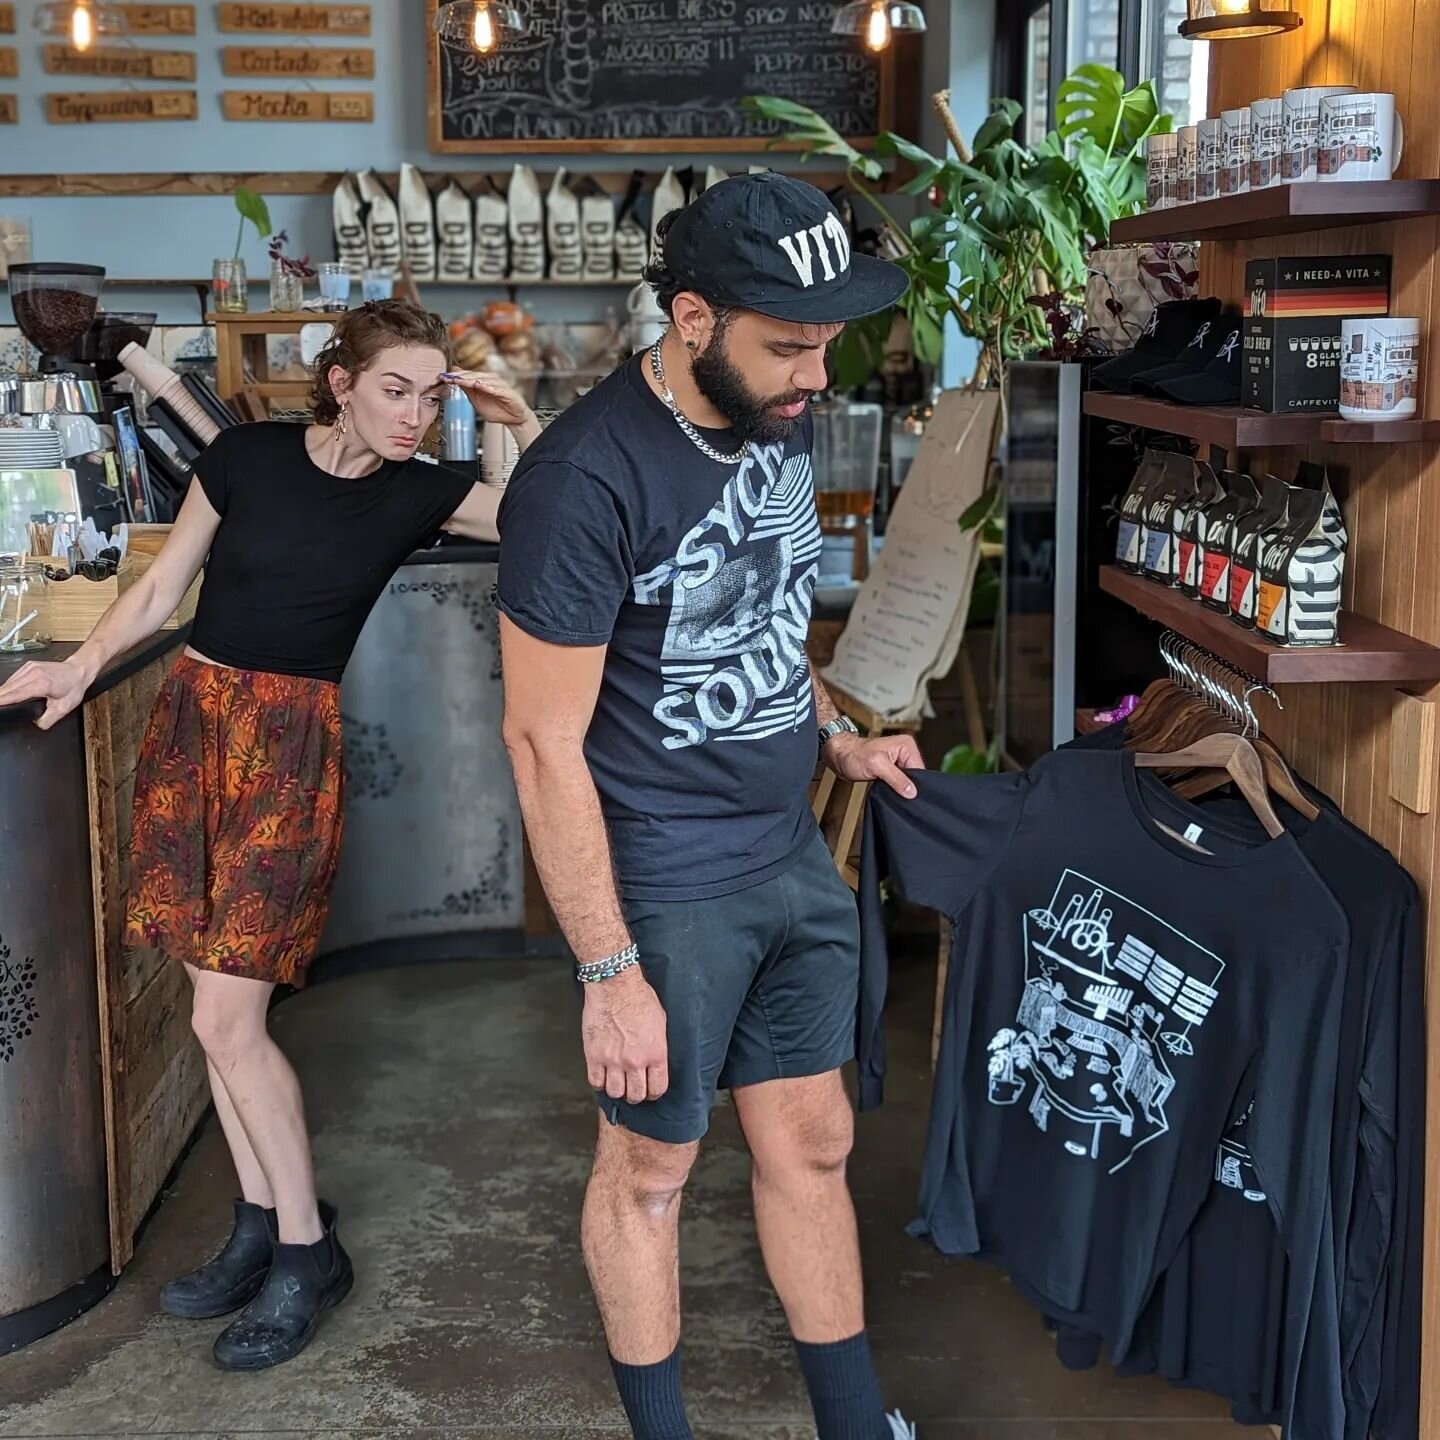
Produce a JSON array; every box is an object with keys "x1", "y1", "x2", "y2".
[{"x1": 124, "y1": 655, "x2": 344, "y2": 989}]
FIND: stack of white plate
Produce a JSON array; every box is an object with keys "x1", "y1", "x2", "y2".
[{"x1": 0, "y1": 430, "x2": 65, "y2": 470}]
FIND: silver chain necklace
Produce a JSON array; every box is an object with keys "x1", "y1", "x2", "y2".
[{"x1": 649, "y1": 340, "x2": 749, "y2": 466}]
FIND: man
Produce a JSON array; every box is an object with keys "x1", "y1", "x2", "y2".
[{"x1": 497, "y1": 173, "x2": 923, "y2": 1440}]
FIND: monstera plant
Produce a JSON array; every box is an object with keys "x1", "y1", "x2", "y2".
[{"x1": 745, "y1": 64, "x2": 1173, "y2": 390}]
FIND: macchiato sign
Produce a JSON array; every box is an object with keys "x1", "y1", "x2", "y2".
[
  {"x1": 0, "y1": 96, "x2": 16, "y2": 124},
  {"x1": 115, "y1": 4, "x2": 197, "y2": 33},
  {"x1": 46, "y1": 90, "x2": 199, "y2": 123},
  {"x1": 44, "y1": 45, "x2": 196, "y2": 80},
  {"x1": 0, "y1": 7, "x2": 14, "y2": 35},
  {"x1": 218, "y1": 4, "x2": 371, "y2": 33},
  {"x1": 223, "y1": 46, "x2": 374, "y2": 77},
  {"x1": 0, "y1": 46, "x2": 15, "y2": 79},
  {"x1": 222, "y1": 89, "x2": 373, "y2": 121}
]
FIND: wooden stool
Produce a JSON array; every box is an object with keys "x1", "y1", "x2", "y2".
[{"x1": 208, "y1": 310, "x2": 325, "y2": 413}]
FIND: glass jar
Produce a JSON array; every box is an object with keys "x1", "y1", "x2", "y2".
[
  {"x1": 317, "y1": 262, "x2": 352, "y2": 311},
  {"x1": 811, "y1": 399, "x2": 883, "y2": 528},
  {"x1": 212, "y1": 258, "x2": 248, "y2": 314},
  {"x1": 0, "y1": 555, "x2": 52, "y2": 653},
  {"x1": 269, "y1": 262, "x2": 303, "y2": 313}
]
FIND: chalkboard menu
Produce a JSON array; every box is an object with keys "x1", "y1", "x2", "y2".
[{"x1": 425, "y1": 0, "x2": 889, "y2": 154}]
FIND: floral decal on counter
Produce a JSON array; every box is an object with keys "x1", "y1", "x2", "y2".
[
  {"x1": 389, "y1": 818, "x2": 516, "y2": 922},
  {"x1": 389, "y1": 575, "x2": 502, "y2": 680},
  {"x1": 0, "y1": 937, "x2": 39, "y2": 1062},
  {"x1": 341, "y1": 715, "x2": 405, "y2": 801}
]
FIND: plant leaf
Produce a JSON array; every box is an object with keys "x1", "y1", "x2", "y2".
[{"x1": 234, "y1": 186, "x2": 272, "y2": 239}]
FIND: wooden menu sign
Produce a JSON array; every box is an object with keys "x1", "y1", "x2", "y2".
[
  {"x1": 222, "y1": 46, "x2": 374, "y2": 78},
  {"x1": 47, "y1": 90, "x2": 199, "y2": 123},
  {"x1": 44, "y1": 45, "x2": 197, "y2": 80},
  {"x1": 0, "y1": 96, "x2": 16, "y2": 125},
  {"x1": 0, "y1": 6, "x2": 13, "y2": 35},
  {"x1": 115, "y1": 4, "x2": 197, "y2": 33},
  {"x1": 222, "y1": 90, "x2": 373, "y2": 121},
  {"x1": 218, "y1": 4, "x2": 370, "y2": 34},
  {"x1": 0, "y1": 47, "x2": 15, "y2": 80}
]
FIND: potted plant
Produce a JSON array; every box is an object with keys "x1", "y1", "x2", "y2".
[
  {"x1": 213, "y1": 187, "x2": 272, "y2": 315},
  {"x1": 267, "y1": 231, "x2": 316, "y2": 314}
]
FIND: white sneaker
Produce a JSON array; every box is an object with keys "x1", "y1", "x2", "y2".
[{"x1": 886, "y1": 1411, "x2": 918, "y2": 1439}]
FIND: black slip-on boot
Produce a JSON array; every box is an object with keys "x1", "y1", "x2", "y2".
[
  {"x1": 160, "y1": 1199, "x2": 278, "y2": 1320},
  {"x1": 212, "y1": 1200, "x2": 353, "y2": 1372}
]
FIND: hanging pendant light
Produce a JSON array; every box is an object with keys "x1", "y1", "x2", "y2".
[
  {"x1": 34, "y1": 0, "x2": 127, "y2": 52},
  {"x1": 433, "y1": 0, "x2": 525, "y2": 56},
  {"x1": 831, "y1": 0, "x2": 926, "y2": 54},
  {"x1": 1179, "y1": 0, "x2": 1302, "y2": 41}
]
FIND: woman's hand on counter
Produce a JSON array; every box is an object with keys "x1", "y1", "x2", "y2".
[
  {"x1": 0, "y1": 657, "x2": 92, "y2": 730},
  {"x1": 440, "y1": 369, "x2": 544, "y2": 452}
]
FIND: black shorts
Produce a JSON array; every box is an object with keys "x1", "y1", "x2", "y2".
[{"x1": 593, "y1": 828, "x2": 861, "y2": 1145}]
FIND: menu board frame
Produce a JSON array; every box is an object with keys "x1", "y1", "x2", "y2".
[{"x1": 424, "y1": 0, "x2": 893, "y2": 155}]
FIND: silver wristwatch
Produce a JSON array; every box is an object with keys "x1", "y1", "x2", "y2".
[{"x1": 818, "y1": 715, "x2": 860, "y2": 747}]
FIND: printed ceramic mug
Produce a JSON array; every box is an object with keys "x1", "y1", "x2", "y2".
[
  {"x1": 1249, "y1": 97, "x2": 1285, "y2": 189},
  {"x1": 1339, "y1": 317, "x2": 1422, "y2": 421},
  {"x1": 1220, "y1": 107, "x2": 1252, "y2": 195},
  {"x1": 1196, "y1": 116, "x2": 1225, "y2": 199},
  {"x1": 1146, "y1": 132, "x2": 1179, "y2": 210},
  {"x1": 1319, "y1": 91, "x2": 1405, "y2": 181},
  {"x1": 1282, "y1": 85, "x2": 1357, "y2": 181},
  {"x1": 1176, "y1": 125, "x2": 1198, "y2": 205}
]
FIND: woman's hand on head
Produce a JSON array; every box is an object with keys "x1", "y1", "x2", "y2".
[{"x1": 440, "y1": 368, "x2": 532, "y2": 428}]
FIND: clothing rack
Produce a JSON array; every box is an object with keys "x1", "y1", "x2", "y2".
[{"x1": 1150, "y1": 629, "x2": 1282, "y2": 739}]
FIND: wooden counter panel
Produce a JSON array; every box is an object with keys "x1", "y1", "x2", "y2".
[{"x1": 84, "y1": 646, "x2": 206, "y2": 1271}]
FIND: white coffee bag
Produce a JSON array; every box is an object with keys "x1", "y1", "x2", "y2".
[
  {"x1": 704, "y1": 165, "x2": 729, "y2": 191},
  {"x1": 547, "y1": 168, "x2": 583, "y2": 280},
  {"x1": 398, "y1": 163, "x2": 437, "y2": 282},
  {"x1": 576, "y1": 179, "x2": 615, "y2": 281},
  {"x1": 435, "y1": 179, "x2": 474, "y2": 281},
  {"x1": 650, "y1": 166, "x2": 686, "y2": 261},
  {"x1": 509, "y1": 164, "x2": 545, "y2": 281},
  {"x1": 615, "y1": 171, "x2": 648, "y2": 281},
  {"x1": 472, "y1": 177, "x2": 509, "y2": 281},
  {"x1": 356, "y1": 170, "x2": 402, "y2": 273},
  {"x1": 333, "y1": 173, "x2": 368, "y2": 277}
]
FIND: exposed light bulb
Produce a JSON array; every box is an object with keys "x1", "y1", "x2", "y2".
[
  {"x1": 1215, "y1": 0, "x2": 1251, "y2": 12},
  {"x1": 865, "y1": 2, "x2": 891, "y2": 51},
  {"x1": 71, "y1": 2, "x2": 95, "y2": 50},
  {"x1": 472, "y1": 3, "x2": 496, "y2": 52}
]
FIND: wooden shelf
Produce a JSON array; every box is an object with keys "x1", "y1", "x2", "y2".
[
  {"x1": 1099, "y1": 566, "x2": 1440, "y2": 683},
  {"x1": 1083, "y1": 391, "x2": 1325, "y2": 447},
  {"x1": 1109, "y1": 179, "x2": 1440, "y2": 244},
  {"x1": 1319, "y1": 417, "x2": 1440, "y2": 443},
  {"x1": 2, "y1": 276, "x2": 635, "y2": 290}
]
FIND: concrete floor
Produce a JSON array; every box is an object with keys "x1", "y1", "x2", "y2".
[{"x1": 0, "y1": 953, "x2": 1257, "y2": 1439}]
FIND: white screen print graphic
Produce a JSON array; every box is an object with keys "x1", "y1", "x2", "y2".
[
  {"x1": 634, "y1": 445, "x2": 821, "y2": 750},
  {"x1": 986, "y1": 869, "x2": 1224, "y2": 1174}
]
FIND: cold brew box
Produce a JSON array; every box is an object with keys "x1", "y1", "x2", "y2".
[{"x1": 1242, "y1": 255, "x2": 1390, "y2": 413}]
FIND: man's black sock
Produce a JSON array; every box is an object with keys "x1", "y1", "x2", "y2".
[
  {"x1": 609, "y1": 1346, "x2": 694, "y2": 1440},
  {"x1": 794, "y1": 1330, "x2": 889, "y2": 1440}
]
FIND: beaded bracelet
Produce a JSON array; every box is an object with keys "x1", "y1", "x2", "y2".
[{"x1": 576, "y1": 942, "x2": 640, "y2": 984}]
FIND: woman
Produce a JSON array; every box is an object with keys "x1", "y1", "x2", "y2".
[{"x1": 0, "y1": 300, "x2": 540, "y2": 1370}]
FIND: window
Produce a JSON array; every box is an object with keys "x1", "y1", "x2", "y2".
[
  {"x1": 1067, "y1": 0, "x2": 1120, "y2": 74},
  {"x1": 1139, "y1": 0, "x2": 1210, "y2": 125},
  {"x1": 1024, "y1": 3, "x2": 1052, "y2": 146}
]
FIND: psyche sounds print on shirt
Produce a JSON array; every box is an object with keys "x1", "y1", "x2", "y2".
[
  {"x1": 633, "y1": 442, "x2": 821, "y2": 751},
  {"x1": 988, "y1": 867, "x2": 1224, "y2": 1174}
]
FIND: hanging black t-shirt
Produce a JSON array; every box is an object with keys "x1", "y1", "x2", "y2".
[
  {"x1": 496, "y1": 353, "x2": 822, "y2": 901},
  {"x1": 189, "y1": 421, "x2": 475, "y2": 683},
  {"x1": 857, "y1": 751, "x2": 1349, "y2": 1438},
  {"x1": 1065, "y1": 723, "x2": 1423, "y2": 1440}
]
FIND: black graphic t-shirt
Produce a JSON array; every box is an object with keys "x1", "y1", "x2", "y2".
[
  {"x1": 857, "y1": 752, "x2": 1350, "y2": 1439},
  {"x1": 497, "y1": 353, "x2": 821, "y2": 901}
]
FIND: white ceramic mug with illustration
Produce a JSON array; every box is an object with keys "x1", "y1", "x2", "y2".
[
  {"x1": 1282, "y1": 85, "x2": 1357, "y2": 182},
  {"x1": 1339, "y1": 317, "x2": 1422, "y2": 421},
  {"x1": 1319, "y1": 91, "x2": 1405, "y2": 181},
  {"x1": 1249, "y1": 97, "x2": 1285, "y2": 189},
  {"x1": 1220, "y1": 107, "x2": 1252, "y2": 195},
  {"x1": 1176, "y1": 125, "x2": 1198, "y2": 205},
  {"x1": 1196, "y1": 117, "x2": 1224, "y2": 199},
  {"x1": 1146, "y1": 132, "x2": 1179, "y2": 210}
]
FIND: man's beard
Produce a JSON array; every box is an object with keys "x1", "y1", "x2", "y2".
[{"x1": 691, "y1": 333, "x2": 811, "y2": 445}]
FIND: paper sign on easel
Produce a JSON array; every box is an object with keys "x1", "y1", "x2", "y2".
[{"x1": 822, "y1": 388, "x2": 1001, "y2": 723}]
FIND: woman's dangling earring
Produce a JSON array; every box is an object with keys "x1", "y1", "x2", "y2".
[{"x1": 334, "y1": 402, "x2": 348, "y2": 437}]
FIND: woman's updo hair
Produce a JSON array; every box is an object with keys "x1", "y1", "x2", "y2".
[{"x1": 310, "y1": 299, "x2": 454, "y2": 424}]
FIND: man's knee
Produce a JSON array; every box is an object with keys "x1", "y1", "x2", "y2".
[
  {"x1": 591, "y1": 1122, "x2": 699, "y2": 1219},
  {"x1": 742, "y1": 1075, "x2": 855, "y2": 1179}
]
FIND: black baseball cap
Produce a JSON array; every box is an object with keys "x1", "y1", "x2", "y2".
[
  {"x1": 1091, "y1": 297, "x2": 1224, "y2": 392},
  {"x1": 660, "y1": 172, "x2": 909, "y2": 325},
  {"x1": 1131, "y1": 310, "x2": 1240, "y2": 394},
  {"x1": 1155, "y1": 317, "x2": 1244, "y2": 405}
]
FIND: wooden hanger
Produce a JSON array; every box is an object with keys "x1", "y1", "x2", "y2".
[{"x1": 1134, "y1": 733, "x2": 1286, "y2": 840}]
